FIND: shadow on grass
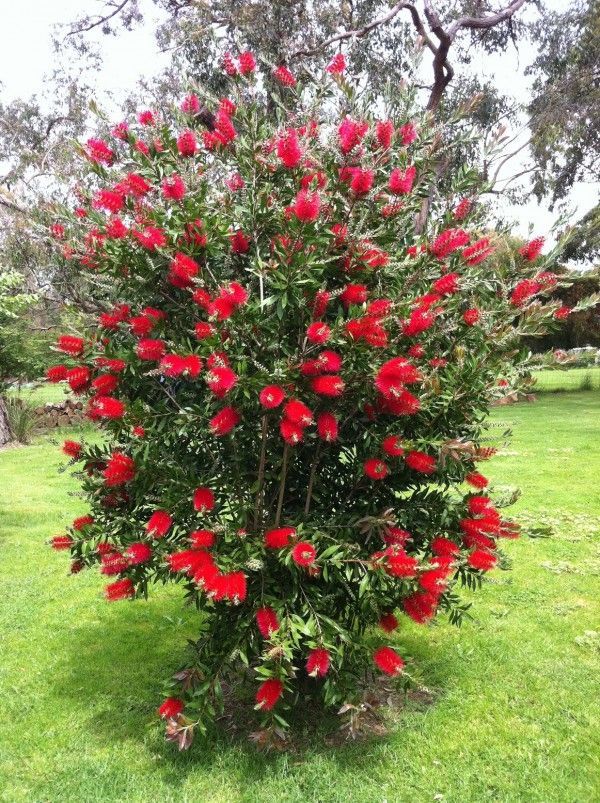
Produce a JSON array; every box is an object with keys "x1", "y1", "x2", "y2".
[{"x1": 47, "y1": 593, "x2": 453, "y2": 783}]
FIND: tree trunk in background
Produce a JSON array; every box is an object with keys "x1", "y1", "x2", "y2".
[{"x1": 0, "y1": 396, "x2": 12, "y2": 445}]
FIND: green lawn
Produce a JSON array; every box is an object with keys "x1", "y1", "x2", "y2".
[
  {"x1": 532, "y1": 366, "x2": 600, "y2": 392},
  {"x1": 7, "y1": 383, "x2": 73, "y2": 405},
  {"x1": 0, "y1": 395, "x2": 599, "y2": 802}
]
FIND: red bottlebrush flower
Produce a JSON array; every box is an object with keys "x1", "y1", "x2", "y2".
[
  {"x1": 519, "y1": 236, "x2": 544, "y2": 261},
  {"x1": 284, "y1": 399, "x2": 314, "y2": 426},
  {"x1": 403, "y1": 590, "x2": 438, "y2": 623},
  {"x1": 379, "y1": 612, "x2": 399, "y2": 633},
  {"x1": 207, "y1": 570, "x2": 247, "y2": 602},
  {"x1": 132, "y1": 425, "x2": 145, "y2": 437},
  {"x1": 537, "y1": 271, "x2": 558, "y2": 289},
  {"x1": 326, "y1": 53, "x2": 346, "y2": 74},
  {"x1": 169, "y1": 252, "x2": 200, "y2": 287},
  {"x1": 129, "y1": 315, "x2": 154, "y2": 337},
  {"x1": 85, "y1": 137, "x2": 115, "y2": 164},
  {"x1": 384, "y1": 526, "x2": 411, "y2": 546},
  {"x1": 101, "y1": 551, "x2": 129, "y2": 575},
  {"x1": 408, "y1": 344, "x2": 425, "y2": 358},
  {"x1": 429, "y1": 357, "x2": 448, "y2": 369},
  {"x1": 317, "y1": 412, "x2": 338, "y2": 442},
  {"x1": 225, "y1": 172, "x2": 245, "y2": 192},
  {"x1": 432, "y1": 537, "x2": 460, "y2": 557},
  {"x1": 57, "y1": 335, "x2": 85, "y2": 356},
  {"x1": 259, "y1": 385, "x2": 286, "y2": 409},
  {"x1": 291, "y1": 189, "x2": 320, "y2": 222},
  {"x1": 402, "y1": 309, "x2": 436, "y2": 337},
  {"x1": 554, "y1": 305, "x2": 571, "y2": 320},
  {"x1": 181, "y1": 93, "x2": 200, "y2": 114},
  {"x1": 72, "y1": 515, "x2": 93, "y2": 531},
  {"x1": 292, "y1": 541, "x2": 317, "y2": 566},
  {"x1": 433, "y1": 273, "x2": 460, "y2": 295},
  {"x1": 177, "y1": 130, "x2": 197, "y2": 157},
  {"x1": 338, "y1": 117, "x2": 368, "y2": 154},
  {"x1": 106, "y1": 218, "x2": 128, "y2": 239},
  {"x1": 350, "y1": 168, "x2": 374, "y2": 195},
  {"x1": 189, "y1": 529, "x2": 216, "y2": 549},
  {"x1": 230, "y1": 230, "x2": 250, "y2": 254},
  {"x1": 375, "y1": 120, "x2": 394, "y2": 149},
  {"x1": 510, "y1": 279, "x2": 541, "y2": 306},
  {"x1": 132, "y1": 225, "x2": 167, "y2": 250},
  {"x1": 50, "y1": 223, "x2": 65, "y2": 239},
  {"x1": 468, "y1": 549, "x2": 498, "y2": 571},
  {"x1": 463, "y1": 308, "x2": 480, "y2": 326},
  {"x1": 419, "y1": 568, "x2": 450, "y2": 594},
  {"x1": 209, "y1": 406, "x2": 241, "y2": 436},
  {"x1": 136, "y1": 339, "x2": 166, "y2": 361},
  {"x1": 66, "y1": 367, "x2": 91, "y2": 393},
  {"x1": 373, "y1": 646, "x2": 405, "y2": 676},
  {"x1": 256, "y1": 606, "x2": 280, "y2": 638},
  {"x1": 280, "y1": 418, "x2": 305, "y2": 445},
  {"x1": 311, "y1": 375, "x2": 345, "y2": 397},
  {"x1": 206, "y1": 365, "x2": 238, "y2": 397},
  {"x1": 124, "y1": 173, "x2": 151, "y2": 196},
  {"x1": 405, "y1": 451, "x2": 436, "y2": 475},
  {"x1": 399, "y1": 122, "x2": 417, "y2": 145},
  {"x1": 385, "y1": 549, "x2": 418, "y2": 577},
  {"x1": 103, "y1": 452, "x2": 136, "y2": 486},
  {"x1": 222, "y1": 51, "x2": 238, "y2": 76},
  {"x1": 273, "y1": 65, "x2": 296, "y2": 87},
  {"x1": 95, "y1": 357, "x2": 126, "y2": 373},
  {"x1": 256, "y1": 678, "x2": 284, "y2": 710},
  {"x1": 194, "y1": 322, "x2": 216, "y2": 340},
  {"x1": 430, "y1": 228, "x2": 470, "y2": 259},
  {"x1": 468, "y1": 495, "x2": 494, "y2": 516},
  {"x1": 238, "y1": 50, "x2": 257, "y2": 74},
  {"x1": 313, "y1": 289, "x2": 331, "y2": 318},
  {"x1": 375, "y1": 357, "x2": 421, "y2": 399},
  {"x1": 341, "y1": 284, "x2": 368, "y2": 307},
  {"x1": 51, "y1": 535, "x2": 73, "y2": 550},
  {"x1": 146, "y1": 510, "x2": 173, "y2": 538},
  {"x1": 265, "y1": 526, "x2": 296, "y2": 549},
  {"x1": 62, "y1": 440, "x2": 82, "y2": 459},
  {"x1": 89, "y1": 396, "x2": 125, "y2": 419},
  {"x1": 306, "y1": 322, "x2": 331, "y2": 344},
  {"x1": 126, "y1": 542, "x2": 153, "y2": 565},
  {"x1": 105, "y1": 578, "x2": 135, "y2": 601},
  {"x1": 466, "y1": 471, "x2": 488, "y2": 489},
  {"x1": 193, "y1": 487, "x2": 215, "y2": 513},
  {"x1": 94, "y1": 188, "x2": 125, "y2": 214},
  {"x1": 220, "y1": 281, "x2": 249, "y2": 306},
  {"x1": 158, "y1": 697, "x2": 184, "y2": 719},
  {"x1": 47, "y1": 364, "x2": 68, "y2": 382},
  {"x1": 382, "y1": 435, "x2": 404, "y2": 457},
  {"x1": 138, "y1": 110, "x2": 155, "y2": 126},
  {"x1": 162, "y1": 174, "x2": 186, "y2": 201},
  {"x1": 306, "y1": 647, "x2": 331, "y2": 677},
  {"x1": 367, "y1": 299, "x2": 392, "y2": 318},
  {"x1": 364, "y1": 458, "x2": 389, "y2": 480},
  {"x1": 389, "y1": 166, "x2": 416, "y2": 195},
  {"x1": 277, "y1": 128, "x2": 303, "y2": 168},
  {"x1": 168, "y1": 549, "x2": 212, "y2": 574},
  {"x1": 453, "y1": 197, "x2": 471, "y2": 220},
  {"x1": 463, "y1": 238, "x2": 495, "y2": 266}
]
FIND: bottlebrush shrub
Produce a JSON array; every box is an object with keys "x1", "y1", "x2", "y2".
[{"x1": 47, "y1": 54, "x2": 575, "y2": 747}]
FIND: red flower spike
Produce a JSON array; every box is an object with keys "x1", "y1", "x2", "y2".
[
  {"x1": 146, "y1": 510, "x2": 173, "y2": 538},
  {"x1": 256, "y1": 678, "x2": 284, "y2": 710},
  {"x1": 265, "y1": 526, "x2": 296, "y2": 549},
  {"x1": 291, "y1": 541, "x2": 317, "y2": 566},
  {"x1": 193, "y1": 488, "x2": 215, "y2": 513},
  {"x1": 256, "y1": 606, "x2": 280, "y2": 638},
  {"x1": 379, "y1": 613, "x2": 399, "y2": 633},
  {"x1": 373, "y1": 646, "x2": 405, "y2": 676},
  {"x1": 105, "y1": 578, "x2": 135, "y2": 601},
  {"x1": 158, "y1": 697, "x2": 184, "y2": 719},
  {"x1": 260, "y1": 385, "x2": 286, "y2": 409},
  {"x1": 306, "y1": 648, "x2": 331, "y2": 677},
  {"x1": 363, "y1": 458, "x2": 389, "y2": 480},
  {"x1": 209, "y1": 406, "x2": 241, "y2": 436}
]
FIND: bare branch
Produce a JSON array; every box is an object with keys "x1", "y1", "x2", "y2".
[
  {"x1": 449, "y1": 0, "x2": 529, "y2": 36},
  {"x1": 67, "y1": 0, "x2": 133, "y2": 36},
  {"x1": 291, "y1": 2, "x2": 428, "y2": 59}
]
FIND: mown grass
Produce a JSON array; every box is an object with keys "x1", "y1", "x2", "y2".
[
  {"x1": 0, "y1": 394, "x2": 599, "y2": 802},
  {"x1": 6, "y1": 383, "x2": 72, "y2": 405},
  {"x1": 533, "y1": 366, "x2": 600, "y2": 392}
]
